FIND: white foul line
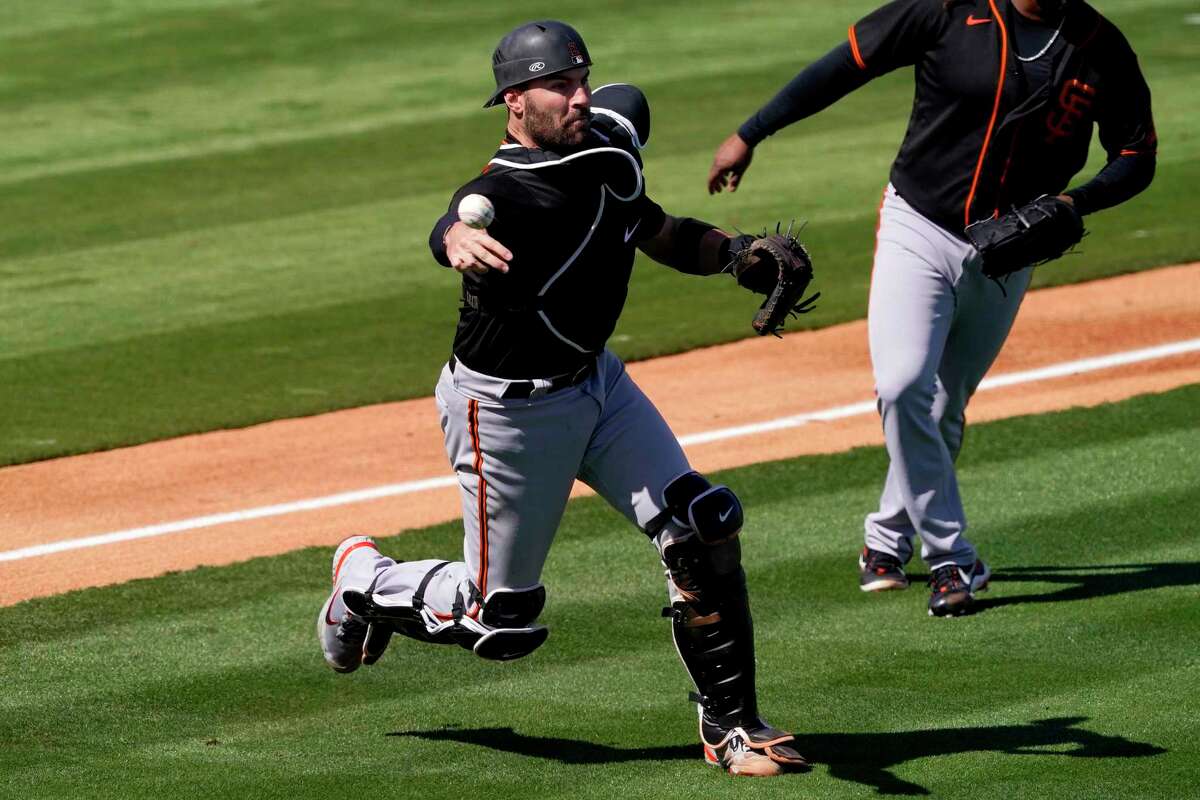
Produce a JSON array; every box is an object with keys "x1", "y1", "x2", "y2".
[
  {"x1": 3, "y1": 337, "x2": 1199, "y2": 564},
  {"x1": 0, "y1": 476, "x2": 456, "y2": 563},
  {"x1": 679, "y1": 337, "x2": 1200, "y2": 446}
]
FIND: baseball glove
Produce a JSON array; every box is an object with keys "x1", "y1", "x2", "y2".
[
  {"x1": 965, "y1": 195, "x2": 1085, "y2": 282},
  {"x1": 726, "y1": 222, "x2": 819, "y2": 337}
]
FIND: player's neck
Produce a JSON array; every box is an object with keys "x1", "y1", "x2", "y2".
[{"x1": 505, "y1": 125, "x2": 539, "y2": 150}]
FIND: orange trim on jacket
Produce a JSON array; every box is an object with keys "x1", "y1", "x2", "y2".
[
  {"x1": 963, "y1": 0, "x2": 1009, "y2": 228},
  {"x1": 848, "y1": 25, "x2": 867, "y2": 70}
]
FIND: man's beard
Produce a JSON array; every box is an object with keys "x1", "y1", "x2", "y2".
[{"x1": 524, "y1": 103, "x2": 591, "y2": 150}]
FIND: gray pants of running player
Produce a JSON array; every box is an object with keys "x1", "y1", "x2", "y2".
[
  {"x1": 864, "y1": 184, "x2": 1031, "y2": 569},
  {"x1": 334, "y1": 349, "x2": 692, "y2": 630}
]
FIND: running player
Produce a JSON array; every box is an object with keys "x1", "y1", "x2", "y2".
[{"x1": 708, "y1": 0, "x2": 1156, "y2": 616}]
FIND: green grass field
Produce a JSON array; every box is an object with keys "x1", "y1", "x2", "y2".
[
  {"x1": 5, "y1": 3, "x2": 1200, "y2": 796},
  {"x1": 3, "y1": 0, "x2": 1199, "y2": 464},
  {"x1": 3, "y1": 387, "x2": 1198, "y2": 799}
]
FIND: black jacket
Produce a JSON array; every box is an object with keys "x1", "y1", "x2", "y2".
[{"x1": 741, "y1": 0, "x2": 1156, "y2": 235}]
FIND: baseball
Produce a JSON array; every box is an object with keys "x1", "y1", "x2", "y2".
[{"x1": 457, "y1": 194, "x2": 495, "y2": 229}]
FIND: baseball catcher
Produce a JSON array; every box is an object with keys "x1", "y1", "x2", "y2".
[
  {"x1": 317, "y1": 20, "x2": 811, "y2": 778},
  {"x1": 965, "y1": 195, "x2": 1085, "y2": 282},
  {"x1": 726, "y1": 222, "x2": 819, "y2": 336}
]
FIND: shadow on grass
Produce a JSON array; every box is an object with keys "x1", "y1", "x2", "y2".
[
  {"x1": 387, "y1": 726, "x2": 695, "y2": 763},
  {"x1": 793, "y1": 716, "x2": 1166, "y2": 795},
  {"x1": 390, "y1": 716, "x2": 1163, "y2": 793},
  {"x1": 976, "y1": 561, "x2": 1200, "y2": 612}
]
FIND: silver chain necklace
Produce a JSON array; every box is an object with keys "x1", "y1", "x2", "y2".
[{"x1": 1017, "y1": 16, "x2": 1064, "y2": 62}]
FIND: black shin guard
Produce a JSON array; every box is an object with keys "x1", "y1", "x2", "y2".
[
  {"x1": 662, "y1": 536, "x2": 759, "y2": 728},
  {"x1": 651, "y1": 471, "x2": 760, "y2": 728}
]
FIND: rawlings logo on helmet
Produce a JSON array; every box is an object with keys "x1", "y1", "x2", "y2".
[{"x1": 528, "y1": 61, "x2": 545, "y2": 72}]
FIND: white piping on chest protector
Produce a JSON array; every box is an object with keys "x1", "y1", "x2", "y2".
[
  {"x1": 534, "y1": 186, "x2": 605, "y2": 353},
  {"x1": 488, "y1": 147, "x2": 643, "y2": 353},
  {"x1": 487, "y1": 146, "x2": 644, "y2": 201},
  {"x1": 536, "y1": 310, "x2": 591, "y2": 353},
  {"x1": 538, "y1": 185, "x2": 606, "y2": 297}
]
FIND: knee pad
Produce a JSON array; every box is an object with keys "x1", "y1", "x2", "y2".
[
  {"x1": 649, "y1": 472, "x2": 748, "y2": 614},
  {"x1": 463, "y1": 585, "x2": 548, "y2": 661},
  {"x1": 479, "y1": 584, "x2": 546, "y2": 628},
  {"x1": 665, "y1": 472, "x2": 743, "y2": 545},
  {"x1": 649, "y1": 470, "x2": 743, "y2": 545}
]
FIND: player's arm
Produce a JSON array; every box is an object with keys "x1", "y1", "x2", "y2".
[
  {"x1": 637, "y1": 213, "x2": 737, "y2": 276},
  {"x1": 1062, "y1": 37, "x2": 1157, "y2": 215},
  {"x1": 709, "y1": 0, "x2": 944, "y2": 194},
  {"x1": 709, "y1": 43, "x2": 870, "y2": 194},
  {"x1": 1060, "y1": 151, "x2": 1155, "y2": 216},
  {"x1": 429, "y1": 181, "x2": 514, "y2": 274}
]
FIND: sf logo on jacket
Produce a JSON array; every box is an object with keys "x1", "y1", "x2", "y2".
[{"x1": 1045, "y1": 79, "x2": 1096, "y2": 144}]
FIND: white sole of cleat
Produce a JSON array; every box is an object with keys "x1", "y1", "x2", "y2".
[{"x1": 860, "y1": 577, "x2": 910, "y2": 592}]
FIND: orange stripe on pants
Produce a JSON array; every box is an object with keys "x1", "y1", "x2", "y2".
[{"x1": 468, "y1": 399, "x2": 489, "y2": 597}]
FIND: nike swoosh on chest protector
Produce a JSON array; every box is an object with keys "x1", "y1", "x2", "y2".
[{"x1": 624, "y1": 219, "x2": 641, "y2": 242}]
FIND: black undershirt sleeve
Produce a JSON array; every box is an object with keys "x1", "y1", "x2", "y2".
[
  {"x1": 1064, "y1": 152, "x2": 1155, "y2": 216},
  {"x1": 666, "y1": 217, "x2": 720, "y2": 276},
  {"x1": 429, "y1": 212, "x2": 456, "y2": 268},
  {"x1": 632, "y1": 194, "x2": 667, "y2": 244},
  {"x1": 737, "y1": 42, "x2": 870, "y2": 146}
]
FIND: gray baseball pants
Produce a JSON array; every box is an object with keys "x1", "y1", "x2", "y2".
[
  {"x1": 341, "y1": 348, "x2": 693, "y2": 618},
  {"x1": 864, "y1": 184, "x2": 1031, "y2": 569}
]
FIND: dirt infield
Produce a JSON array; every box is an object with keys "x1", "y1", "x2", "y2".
[{"x1": 2, "y1": 263, "x2": 1198, "y2": 606}]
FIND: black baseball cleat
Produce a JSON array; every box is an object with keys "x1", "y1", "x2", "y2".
[
  {"x1": 700, "y1": 713, "x2": 809, "y2": 777},
  {"x1": 927, "y1": 559, "x2": 991, "y2": 617},
  {"x1": 859, "y1": 547, "x2": 910, "y2": 592}
]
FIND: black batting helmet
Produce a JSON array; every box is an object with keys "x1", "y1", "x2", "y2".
[{"x1": 484, "y1": 20, "x2": 592, "y2": 108}]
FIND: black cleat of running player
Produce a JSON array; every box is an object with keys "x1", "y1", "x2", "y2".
[
  {"x1": 927, "y1": 559, "x2": 991, "y2": 617},
  {"x1": 858, "y1": 547, "x2": 910, "y2": 592}
]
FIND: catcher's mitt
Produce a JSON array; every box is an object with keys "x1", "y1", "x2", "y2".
[
  {"x1": 965, "y1": 195, "x2": 1084, "y2": 282},
  {"x1": 726, "y1": 222, "x2": 819, "y2": 337}
]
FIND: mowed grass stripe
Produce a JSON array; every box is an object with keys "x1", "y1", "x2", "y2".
[
  {"x1": 3, "y1": 2, "x2": 1194, "y2": 258},
  {"x1": 5, "y1": 56, "x2": 1196, "y2": 267},
  {"x1": 2, "y1": 387, "x2": 1198, "y2": 798},
  {"x1": 0, "y1": 0, "x2": 874, "y2": 175},
  {"x1": 1, "y1": 0, "x2": 1197, "y2": 465},
  {"x1": 4, "y1": 162, "x2": 1198, "y2": 468}
]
